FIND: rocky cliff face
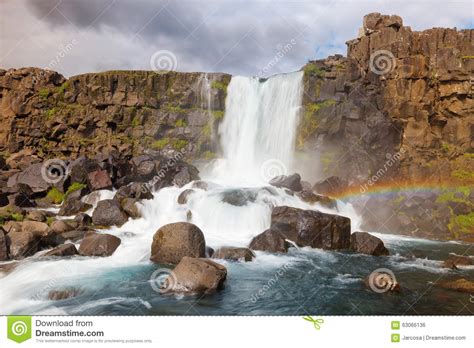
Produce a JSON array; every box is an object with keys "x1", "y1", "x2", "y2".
[
  {"x1": 0, "y1": 13, "x2": 472, "y2": 241},
  {"x1": 0, "y1": 68, "x2": 230, "y2": 160}
]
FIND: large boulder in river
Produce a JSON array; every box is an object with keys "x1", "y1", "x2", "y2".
[
  {"x1": 212, "y1": 247, "x2": 255, "y2": 262},
  {"x1": 269, "y1": 173, "x2": 302, "y2": 192},
  {"x1": 249, "y1": 229, "x2": 291, "y2": 253},
  {"x1": 44, "y1": 243, "x2": 78, "y2": 257},
  {"x1": 92, "y1": 199, "x2": 128, "y2": 226},
  {"x1": 5, "y1": 231, "x2": 40, "y2": 259},
  {"x1": 150, "y1": 222, "x2": 206, "y2": 264},
  {"x1": 350, "y1": 232, "x2": 389, "y2": 256},
  {"x1": 78, "y1": 232, "x2": 121, "y2": 256},
  {"x1": 270, "y1": 206, "x2": 351, "y2": 250},
  {"x1": 167, "y1": 257, "x2": 227, "y2": 294}
]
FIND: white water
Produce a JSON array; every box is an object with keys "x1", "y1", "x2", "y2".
[{"x1": 0, "y1": 71, "x2": 364, "y2": 314}]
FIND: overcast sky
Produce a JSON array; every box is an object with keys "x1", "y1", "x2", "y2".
[{"x1": 0, "y1": 0, "x2": 472, "y2": 77}]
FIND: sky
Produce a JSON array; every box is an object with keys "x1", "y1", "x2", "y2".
[{"x1": 0, "y1": 0, "x2": 472, "y2": 77}]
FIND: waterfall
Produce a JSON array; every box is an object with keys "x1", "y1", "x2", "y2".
[{"x1": 211, "y1": 71, "x2": 304, "y2": 184}]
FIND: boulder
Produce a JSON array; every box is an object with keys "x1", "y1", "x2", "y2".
[
  {"x1": 295, "y1": 191, "x2": 337, "y2": 208},
  {"x1": 48, "y1": 288, "x2": 81, "y2": 300},
  {"x1": 74, "y1": 213, "x2": 92, "y2": 227},
  {"x1": 177, "y1": 189, "x2": 195, "y2": 204},
  {"x1": 150, "y1": 222, "x2": 206, "y2": 264},
  {"x1": 205, "y1": 246, "x2": 214, "y2": 258},
  {"x1": 114, "y1": 182, "x2": 153, "y2": 201},
  {"x1": 0, "y1": 228, "x2": 8, "y2": 260},
  {"x1": 167, "y1": 257, "x2": 227, "y2": 294},
  {"x1": 350, "y1": 232, "x2": 389, "y2": 256},
  {"x1": 3, "y1": 220, "x2": 51, "y2": 238},
  {"x1": 92, "y1": 199, "x2": 128, "y2": 226},
  {"x1": 436, "y1": 278, "x2": 474, "y2": 293},
  {"x1": 87, "y1": 170, "x2": 112, "y2": 191},
  {"x1": 68, "y1": 157, "x2": 101, "y2": 184},
  {"x1": 120, "y1": 198, "x2": 141, "y2": 219},
  {"x1": 269, "y1": 173, "x2": 302, "y2": 192},
  {"x1": 25, "y1": 210, "x2": 47, "y2": 222},
  {"x1": 58, "y1": 196, "x2": 92, "y2": 216},
  {"x1": 78, "y1": 232, "x2": 121, "y2": 256},
  {"x1": 172, "y1": 165, "x2": 200, "y2": 187},
  {"x1": 131, "y1": 155, "x2": 156, "y2": 179},
  {"x1": 15, "y1": 163, "x2": 51, "y2": 193},
  {"x1": 249, "y1": 229, "x2": 291, "y2": 253},
  {"x1": 270, "y1": 206, "x2": 351, "y2": 250},
  {"x1": 44, "y1": 243, "x2": 78, "y2": 257},
  {"x1": 50, "y1": 219, "x2": 77, "y2": 234},
  {"x1": 442, "y1": 254, "x2": 474, "y2": 269},
  {"x1": 9, "y1": 192, "x2": 36, "y2": 208},
  {"x1": 212, "y1": 247, "x2": 255, "y2": 262},
  {"x1": 312, "y1": 176, "x2": 348, "y2": 196},
  {"x1": 221, "y1": 189, "x2": 257, "y2": 206},
  {"x1": 6, "y1": 231, "x2": 40, "y2": 259}
]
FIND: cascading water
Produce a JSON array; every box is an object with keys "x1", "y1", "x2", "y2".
[
  {"x1": 1, "y1": 71, "x2": 467, "y2": 316},
  {"x1": 212, "y1": 72, "x2": 304, "y2": 184}
]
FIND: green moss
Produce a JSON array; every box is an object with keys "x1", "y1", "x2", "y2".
[
  {"x1": 38, "y1": 88, "x2": 50, "y2": 100},
  {"x1": 212, "y1": 110, "x2": 225, "y2": 120},
  {"x1": 391, "y1": 195, "x2": 406, "y2": 204},
  {"x1": 451, "y1": 169, "x2": 474, "y2": 181},
  {"x1": 45, "y1": 107, "x2": 58, "y2": 120},
  {"x1": 65, "y1": 182, "x2": 87, "y2": 197},
  {"x1": 47, "y1": 187, "x2": 65, "y2": 204},
  {"x1": 449, "y1": 212, "x2": 474, "y2": 235},
  {"x1": 461, "y1": 56, "x2": 474, "y2": 59},
  {"x1": 165, "y1": 104, "x2": 185, "y2": 114},
  {"x1": 46, "y1": 216, "x2": 55, "y2": 226},
  {"x1": 441, "y1": 142, "x2": 454, "y2": 153},
  {"x1": 11, "y1": 213, "x2": 24, "y2": 222},
  {"x1": 175, "y1": 119, "x2": 187, "y2": 127},
  {"x1": 303, "y1": 64, "x2": 324, "y2": 77},
  {"x1": 56, "y1": 81, "x2": 70, "y2": 96},
  {"x1": 172, "y1": 139, "x2": 188, "y2": 151},
  {"x1": 151, "y1": 138, "x2": 170, "y2": 150},
  {"x1": 210, "y1": 80, "x2": 228, "y2": 92},
  {"x1": 203, "y1": 150, "x2": 216, "y2": 160},
  {"x1": 131, "y1": 116, "x2": 141, "y2": 127}
]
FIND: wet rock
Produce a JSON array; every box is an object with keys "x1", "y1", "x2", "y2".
[
  {"x1": 120, "y1": 198, "x2": 141, "y2": 219},
  {"x1": 271, "y1": 206, "x2": 351, "y2": 250},
  {"x1": 313, "y1": 176, "x2": 348, "y2": 196},
  {"x1": 249, "y1": 229, "x2": 291, "y2": 253},
  {"x1": 44, "y1": 243, "x2": 78, "y2": 257},
  {"x1": 172, "y1": 165, "x2": 200, "y2": 187},
  {"x1": 6, "y1": 231, "x2": 40, "y2": 259},
  {"x1": 58, "y1": 196, "x2": 92, "y2": 216},
  {"x1": 78, "y1": 232, "x2": 121, "y2": 256},
  {"x1": 92, "y1": 199, "x2": 128, "y2": 227},
  {"x1": 221, "y1": 189, "x2": 257, "y2": 206},
  {"x1": 150, "y1": 222, "x2": 206, "y2": 264},
  {"x1": 269, "y1": 173, "x2": 302, "y2": 192},
  {"x1": 15, "y1": 163, "x2": 51, "y2": 193},
  {"x1": 131, "y1": 155, "x2": 156, "y2": 180},
  {"x1": 68, "y1": 157, "x2": 101, "y2": 184},
  {"x1": 212, "y1": 247, "x2": 255, "y2": 262},
  {"x1": 191, "y1": 180, "x2": 209, "y2": 190},
  {"x1": 205, "y1": 246, "x2": 214, "y2": 258},
  {"x1": 167, "y1": 257, "x2": 227, "y2": 294},
  {"x1": 54, "y1": 230, "x2": 87, "y2": 244},
  {"x1": 436, "y1": 278, "x2": 474, "y2": 293},
  {"x1": 442, "y1": 254, "x2": 474, "y2": 269},
  {"x1": 114, "y1": 182, "x2": 153, "y2": 201},
  {"x1": 48, "y1": 288, "x2": 81, "y2": 300},
  {"x1": 25, "y1": 210, "x2": 47, "y2": 222},
  {"x1": 295, "y1": 190, "x2": 337, "y2": 208},
  {"x1": 87, "y1": 169, "x2": 112, "y2": 191},
  {"x1": 74, "y1": 213, "x2": 92, "y2": 227},
  {"x1": 350, "y1": 232, "x2": 389, "y2": 256},
  {"x1": 177, "y1": 189, "x2": 195, "y2": 204},
  {"x1": 4, "y1": 220, "x2": 51, "y2": 238},
  {"x1": 0, "y1": 228, "x2": 8, "y2": 260},
  {"x1": 51, "y1": 220, "x2": 77, "y2": 234}
]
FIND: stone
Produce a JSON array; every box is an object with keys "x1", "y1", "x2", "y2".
[
  {"x1": 44, "y1": 243, "x2": 78, "y2": 257},
  {"x1": 51, "y1": 220, "x2": 76, "y2": 234},
  {"x1": 177, "y1": 189, "x2": 195, "y2": 204},
  {"x1": 6, "y1": 231, "x2": 40, "y2": 259},
  {"x1": 312, "y1": 176, "x2": 348, "y2": 196},
  {"x1": 87, "y1": 170, "x2": 112, "y2": 191},
  {"x1": 269, "y1": 173, "x2": 302, "y2": 192},
  {"x1": 114, "y1": 182, "x2": 153, "y2": 201},
  {"x1": 120, "y1": 198, "x2": 141, "y2": 219},
  {"x1": 295, "y1": 191, "x2": 337, "y2": 208},
  {"x1": 212, "y1": 247, "x2": 255, "y2": 262},
  {"x1": 92, "y1": 199, "x2": 128, "y2": 227},
  {"x1": 58, "y1": 197, "x2": 92, "y2": 216},
  {"x1": 436, "y1": 278, "x2": 474, "y2": 293},
  {"x1": 150, "y1": 222, "x2": 206, "y2": 264},
  {"x1": 15, "y1": 163, "x2": 52, "y2": 193},
  {"x1": 78, "y1": 232, "x2": 121, "y2": 256},
  {"x1": 74, "y1": 213, "x2": 92, "y2": 227},
  {"x1": 26, "y1": 210, "x2": 47, "y2": 222},
  {"x1": 249, "y1": 229, "x2": 291, "y2": 253},
  {"x1": 48, "y1": 288, "x2": 81, "y2": 300},
  {"x1": 270, "y1": 206, "x2": 351, "y2": 250},
  {"x1": 167, "y1": 257, "x2": 227, "y2": 294},
  {"x1": 131, "y1": 155, "x2": 156, "y2": 179},
  {"x1": 350, "y1": 232, "x2": 389, "y2": 256},
  {"x1": 442, "y1": 254, "x2": 473, "y2": 269}
]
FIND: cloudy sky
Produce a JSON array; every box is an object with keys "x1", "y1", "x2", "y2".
[{"x1": 0, "y1": 0, "x2": 472, "y2": 77}]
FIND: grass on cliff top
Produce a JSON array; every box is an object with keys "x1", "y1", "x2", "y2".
[{"x1": 303, "y1": 64, "x2": 325, "y2": 77}]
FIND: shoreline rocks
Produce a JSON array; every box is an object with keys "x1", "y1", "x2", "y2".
[
  {"x1": 212, "y1": 247, "x2": 255, "y2": 262},
  {"x1": 249, "y1": 229, "x2": 291, "y2": 253},
  {"x1": 78, "y1": 232, "x2": 121, "y2": 257},
  {"x1": 350, "y1": 232, "x2": 389, "y2": 256}
]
